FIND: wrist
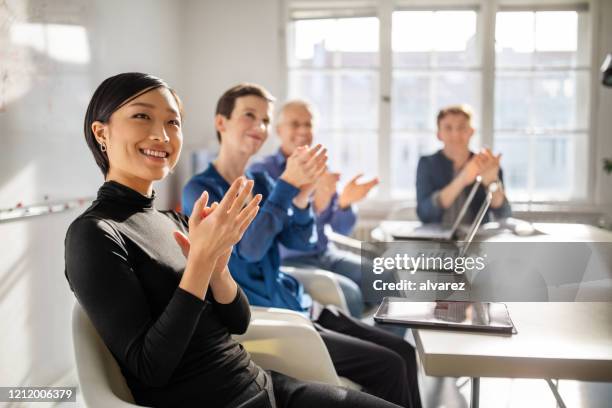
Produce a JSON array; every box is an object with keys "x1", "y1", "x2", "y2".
[
  {"x1": 293, "y1": 195, "x2": 309, "y2": 209},
  {"x1": 337, "y1": 195, "x2": 351, "y2": 209},
  {"x1": 280, "y1": 173, "x2": 299, "y2": 188},
  {"x1": 188, "y1": 246, "x2": 219, "y2": 266}
]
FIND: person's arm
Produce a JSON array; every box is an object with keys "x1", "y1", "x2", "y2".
[
  {"x1": 208, "y1": 285, "x2": 251, "y2": 334},
  {"x1": 490, "y1": 168, "x2": 512, "y2": 218},
  {"x1": 327, "y1": 193, "x2": 357, "y2": 235},
  {"x1": 416, "y1": 157, "x2": 444, "y2": 223},
  {"x1": 182, "y1": 179, "x2": 204, "y2": 218},
  {"x1": 277, "y1": 200, "x2": 317, "y2": 250},
  {"x1": 65, "y1": 218, "x2": 205, "y2": 387}
]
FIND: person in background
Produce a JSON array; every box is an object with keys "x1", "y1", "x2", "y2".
[
  {"x1": 182, "y1": 84, "x2": 422, "y2": 408},
  {"x1": 249, "y1": 100, "x2": 378, "y2": 317},
  {"x1": 66, "y1": 72, "x2": 401, "y2": 408},
  {"x1": 416, "y1": 104, "x2": 511, "y2": 225}
]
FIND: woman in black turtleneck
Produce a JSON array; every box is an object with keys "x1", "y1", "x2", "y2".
[{"x1": 65, "y1": 73, "x2": 400, "y2": 408}]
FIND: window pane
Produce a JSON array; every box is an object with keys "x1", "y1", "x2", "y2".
[
  {"x1": 496, "y1": 11, "x2": 581, "y2": 68},
  {"x1": 289, "y1": 17, "x2": 379, "y2": 68},
  {"x1": 495, "y1": 133, "x2": 587, "y2": 201},
  {"x1": 391, "y1": 132, "x2": 443, "y2": 198},
  {"x1": 495, "y1": 71, "x2": 589, "y2": 130},
  {"x1": 289, "y1": 71, "x2": 378, "y2": 130},
  {"x1": 496, "y1": 12, "x2": 535, "y2": 68},
  {"x1": 393, "y1": 10, "x2": 478, "y2": 68},
  {"x1": 392, "y1": 71, "x2": 481, "y2": 131},
  {"x1": 288, "y1": 71, "x2": 333, "y2": 129},
  {"x1": 318, "y1": 131, "x2": 379, "y2": 189},
  {"x1": 338, "y1": 72, "x2": 379, "y2": 129},
  {"x1": 495, "y1": 134, "x2": 530, "y2": 199}
]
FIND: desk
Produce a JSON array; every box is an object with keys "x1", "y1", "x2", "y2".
[
  {"x1": 415, "y1": 302, "x2": 612, "y2": 407},
  {"x1": 373, "y1": 221, "x2": 612, "y2": 243},
  {"x1": 373, "y1": 222, "x2": 612, "y2": 407}
]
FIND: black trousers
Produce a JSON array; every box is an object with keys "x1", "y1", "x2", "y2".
[
  {"x1": 229, "y1": 367, "x2": 401, "y2": 408},
  {"x1": 315, "y1": 306, "x2": 422, "y2": 408}
]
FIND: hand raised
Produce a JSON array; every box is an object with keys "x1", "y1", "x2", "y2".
[
  {"x1": 280, "y1": 144, "x2": 328, "y2": 188},
  {"x1": 313, "y1": 171, "x2": 340, "y2": 212},
  {"x1": 338, "y1": 173, "x2": 379, "y2": 208},
  {"x1": 180, "y1": 177, "x2": 261, "y2": 259}
]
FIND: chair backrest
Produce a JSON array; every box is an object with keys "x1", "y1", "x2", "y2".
[{"x1": 71, "y1": 302, "x2": 142, "y2": 407}]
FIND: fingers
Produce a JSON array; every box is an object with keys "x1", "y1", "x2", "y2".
[
  {"x1": 238, "y1": 199, "x2": 261, "y2": 235},
  {"x1": 217, "y1": 176, "x2": 245, "y2": 213},
  {"x1": 173, "y1": 231, "x2": 190, "y2": 258},
  {"x1": 236, "y1": 193, "x2": 261, "y2": 222},
  {"x1": 228, "y1": 179, "x2": 254, "y2": 217},
  {"x1": 189, "y1": 191, "x2": 209, "y2": 228},
  {"x1": 364, "y1": 177, "x2": 380, "y2": 189},
  {"x1": 348, "y1": 173, "x2": 363, "y2": 185}
]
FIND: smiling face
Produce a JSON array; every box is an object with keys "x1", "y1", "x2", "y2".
[
  {"x1": 91, "y1": 87, "x2": 182, "y2": 195},
  {"x1": 215, "y1": 95, "x2": 272, "y2": 157},
  {"x1": 276, "y1": 103, "x2": 313, "y2": 157},
  {"x1": 437, "y1": 113, "x2": 474, "y2": 152}
]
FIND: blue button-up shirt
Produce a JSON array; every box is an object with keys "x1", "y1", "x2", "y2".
[
  {"x1": 249, "y1": 149, "x2": 357, "y2": 259},
  {"x1": 182, "y1": 163, "x2": 316, "y2": 312},
  {"x1": 416, "y1": 150, "x2": 512, "y2": 224}
]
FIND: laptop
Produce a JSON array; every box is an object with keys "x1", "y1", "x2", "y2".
[
  {"x1": 374, "y1": 297, "x2": 516, "y2": 334},
  {"x1": 388, "y1": 177, "x2": 483, "y2": 241}
]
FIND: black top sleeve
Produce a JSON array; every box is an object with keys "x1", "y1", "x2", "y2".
[
  {"x1": 209, "y1": 287, "x2": 251, "y2": 335},
  {"x1": 65, "y1": 217, "x2": 206, "y2": 387}
]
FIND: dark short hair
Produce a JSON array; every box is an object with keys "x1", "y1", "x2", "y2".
[
  {"x1": 83, "y1": 72, "x2": 183, "y2": 176},
  {"x1": 215, "y1": 83, "x2": 275, "y2": 142}
]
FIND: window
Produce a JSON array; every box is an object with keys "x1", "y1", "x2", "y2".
[
  {"x1": 286, "y1": 1, "x2": 592, "y2": 203},
  {"x1": 495, "y1": 10, "x2": 590, "y2": 201},
  {"x1": 287, "y1": 17, "x2": 380, "y2": 183},
  {"x1": 391, "y1": 10, "x2": 479, "y2": 197}
]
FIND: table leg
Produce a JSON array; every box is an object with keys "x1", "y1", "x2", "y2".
[
  {"x1": 471, "y1": 377, "x2": 480, "y2": 408},
  {"x1": 545, "y1": 379, "x2": 567, "y2": 408}
]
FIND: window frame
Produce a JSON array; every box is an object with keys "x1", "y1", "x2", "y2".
[{"x1": 281, "y1": 0, "x2": 598, "y2": 206}]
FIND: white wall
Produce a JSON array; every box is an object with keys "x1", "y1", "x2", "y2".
[
  {"x1": 0, "y1": 0, "x2": 192, "y2": 399},
  {"x1": 174, "y1": 0, "x2": 283, "y2": 200}
]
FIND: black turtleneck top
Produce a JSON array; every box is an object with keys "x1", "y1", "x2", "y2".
[{"x1": 64, "y1": 181, "x2": 258, "y2": 407}]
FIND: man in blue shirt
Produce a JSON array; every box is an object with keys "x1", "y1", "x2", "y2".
[
  {"x1": 250, "y1": 100, "x2": 378, "y2": 317},
  {"x1": 416, "y1": 105, "x2": 511, "y2": 225},
  {"x1": 183, "y1": 84, "x2": 421, "y2": 408}
]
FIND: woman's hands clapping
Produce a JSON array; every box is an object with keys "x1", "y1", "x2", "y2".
[{"x1": 175, "y1": 177, "x2": 261, "y2": 300}]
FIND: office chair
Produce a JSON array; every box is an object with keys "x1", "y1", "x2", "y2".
[{"x1": 72, "y1": 302, "x2": 344, "y2": 407}]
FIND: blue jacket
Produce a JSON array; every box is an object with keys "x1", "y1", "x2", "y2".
[
  {"x1": 182, "y1": 163, "x2": 316, "y2": 312},
  {"x1": 249, "y1": 149, "x2": 357, "y2": 258},
  {"x1": 416, "y1": 150, "x2": 512, "y2": 223}
]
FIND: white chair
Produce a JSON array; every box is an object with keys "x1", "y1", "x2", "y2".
[
  {"x1": 72, "y1": 302, "x2": 140, "y2": 407},
  {"x1": 280, "y1": 265, "x2": 350, "y2": 313},
  {"x1": 72, "y1": 302, "x2": 343, "y2": 407},
  {"x1": 233, "y1": 306, "x2": 342, "y2": 385}
]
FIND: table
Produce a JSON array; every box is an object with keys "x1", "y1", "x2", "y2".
[
  {"x1": 414, "y1": 302, "x2": 612, "y2": 407},
  {"x1": 373, "y1": 221, "x2": 612, "y2": 407}
]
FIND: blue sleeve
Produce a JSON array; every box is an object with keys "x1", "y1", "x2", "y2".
[
  {"x1": 416, "y1": 157, "x2": 444, "y2": 223},
  {"x1": 236, "y1": 177, "x2": 315, "y2": 262},
  {"x1": 490, "y1": 168, "x2": 512, "y2": 219},
  {"x1": 182, "y1": 179, "x2": 204, "y2": 217},
  {"x1": 248, "y1": 160, "x2": 268, "y2": 174},
  {"x1": 277, "y1": 202, "x2": 317, "y2": 251},
  {"x1": 327, "y1": 194, "x2": 357, "y2": 235}
]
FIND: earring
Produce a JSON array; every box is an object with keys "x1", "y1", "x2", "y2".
[{"x1": 100, "y1": 142, "x2": 107, "y2": 152}]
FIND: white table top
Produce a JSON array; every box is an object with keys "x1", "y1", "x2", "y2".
[
  {"x1": 414, "y1": 302, "x2": 612, "y2": 381},
  {"x1": 374, "y1": 222, "x2": 612, "y2": 380},
  {"x1": 374, "y1": 221, "x2": 612, "y2": 243}
]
